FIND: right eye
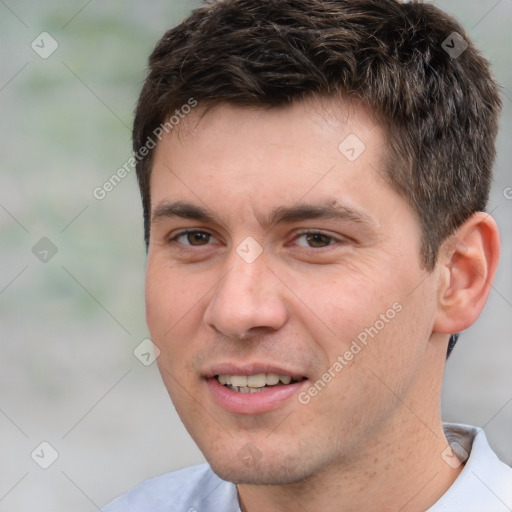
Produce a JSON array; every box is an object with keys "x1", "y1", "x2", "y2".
[{"x1": 170, "y1": 230, "x2": 216, "y2": 246}]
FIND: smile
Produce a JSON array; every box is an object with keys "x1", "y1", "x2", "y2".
[
  {"x1": 216, "y1": 373, "x2": 305, "y2": 393},
  {"x1": 206, "y1": 373, "x2": 308, "y2": 414}
]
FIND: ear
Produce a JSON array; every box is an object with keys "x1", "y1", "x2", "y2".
[{"x1": 433, "y1": 212, "x2": 500, "y2": 335}]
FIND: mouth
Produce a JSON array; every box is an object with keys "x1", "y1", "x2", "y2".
[
  {"x1": 215, "y1": 373, "x2": 306, "y2": 393},
  {"x1": 205, "y1": 368, "x2": 309, "y2": 414}
]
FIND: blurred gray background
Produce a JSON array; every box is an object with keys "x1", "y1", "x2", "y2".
[{"x1": 0, "y1": 1, "x2": 510, "y2": 510}]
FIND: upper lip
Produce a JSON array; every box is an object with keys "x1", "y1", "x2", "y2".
[{"x1": 204, "y1": 362, "x2": 308, "y2": 380}]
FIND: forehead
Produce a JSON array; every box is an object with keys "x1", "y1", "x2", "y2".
[
  {"x1": 167, "y1": 97, "x2": 382, "y2": 159},
  {"x1": 148, "y1": 98, "x2": 404, "y2": 230}
]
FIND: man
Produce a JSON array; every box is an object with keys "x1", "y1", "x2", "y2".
[{"x1": 104, "y1": 0, "x2": 511, "y2": 510}]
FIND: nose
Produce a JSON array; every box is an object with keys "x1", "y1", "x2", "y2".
[{"x1": 203, "y1": 251, "x2": 288, "y2": 340}]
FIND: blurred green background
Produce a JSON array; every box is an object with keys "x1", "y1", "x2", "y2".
[{"x1": 0, "y1": 1, "x2": 510, "y2": 510}]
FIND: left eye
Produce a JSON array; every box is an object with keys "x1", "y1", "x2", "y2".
[
  {"x1": 172, "y1": 230, "x2": 214, "y2": 246},
  {"x1": 294, "y1": 232, "x2": 337, "y2": 248}
]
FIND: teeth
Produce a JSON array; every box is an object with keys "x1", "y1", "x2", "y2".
[
  {"x1": 226, "y1": 385, "x2": 266, "y2": 393},
  {"x1": 216, "y1": 373, "x2": 302, "y2": 389},
  {"x1": 266, "y1": 373, "x2": 280, "y2": 385},
  {"x1": 247, "y1": 374, "x2": 266, "y2": 388},
  {"x1": 230, "y1": 375, "x2": 247, "y2": 387}
]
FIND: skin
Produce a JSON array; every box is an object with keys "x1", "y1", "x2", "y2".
[{"x1": 145, "y1": 98, "x2": 500, "y2": 512}]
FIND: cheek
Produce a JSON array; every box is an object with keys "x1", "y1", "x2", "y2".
[
  {"x1": 288, "y1": 259, "x2": 430, "y2": 382},
  {"x1": 145, "y1": 261, "x2": 201, "y2": 349},
  {"x1": 145, "y1": 265, "x2": 170, "y2": 336},
  {"x1": 286, "y1": 263, "x2": 395, "y2": 346},
  {"x1": 146, "y1": 268, "x2": 201, "y2": 407}
]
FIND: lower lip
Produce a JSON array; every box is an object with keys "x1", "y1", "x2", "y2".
[{"x1": 206, "y1": 377, "x2": 307, "y2": 414}]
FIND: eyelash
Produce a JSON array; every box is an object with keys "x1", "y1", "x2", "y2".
[
  {"x1": 170, "y1": 230, "x2": 216, "y2": 247},
  {"x1": 169, "y1": 229, "x2": 346, "y2": 249}
]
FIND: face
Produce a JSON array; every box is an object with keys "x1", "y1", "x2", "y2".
[{"x1": 145, "y1": 98, "x2": 441, "y2": 485}]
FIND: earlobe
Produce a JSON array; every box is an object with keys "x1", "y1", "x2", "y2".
[{"x1": 433, "y1": 212, "x2": 500, "y2": 335}]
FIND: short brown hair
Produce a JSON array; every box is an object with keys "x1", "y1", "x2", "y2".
[{"x1": 133, "y1": 0, "x2": 501, "y2": 272}]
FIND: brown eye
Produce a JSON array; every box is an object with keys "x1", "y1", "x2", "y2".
[
  {"x1": 173, "y1": 231, "x2": 213, "y2": 246},
  {"x1": 303, "y1": 233, "x2": 334, "y2": 248},
  {"x1": 187, "y1": 232, "x2": 211, "y2": 245}
]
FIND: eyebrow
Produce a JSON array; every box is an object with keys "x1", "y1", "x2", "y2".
[
  {"x1": 267, "y1": 203, "x2": 375, "y2": 228},
  {"x1": 151, "y1": 200, "x2": 376, "y2": 230},
  {"x1": 152, "y1": 201, "x2": 216, "y2": 224}
]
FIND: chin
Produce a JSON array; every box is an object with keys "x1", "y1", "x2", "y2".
[{"x1": 206, "y1": 450, "x2": 321, "y2": 486}]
